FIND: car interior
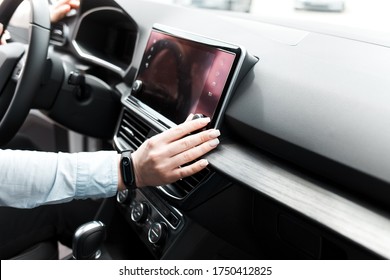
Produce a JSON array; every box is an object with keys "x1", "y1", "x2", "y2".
[{"x1": 1, "y1": 0, "x2": 390, "y2": 260}]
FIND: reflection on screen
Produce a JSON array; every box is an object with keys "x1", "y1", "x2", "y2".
[{"x1": 133, "y1": 29, "x2": 236, "y2": 125}]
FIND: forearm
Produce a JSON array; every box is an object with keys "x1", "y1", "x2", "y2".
[{"x1": 0, "y1": 150, "x2": 119, "y2": 208}]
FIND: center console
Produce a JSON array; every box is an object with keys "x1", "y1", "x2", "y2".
[{"x1": 113, "y1": 24, "x2": 258, "y2": 258}]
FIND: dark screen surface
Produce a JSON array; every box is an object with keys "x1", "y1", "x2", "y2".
[{"x1": 133, "y1": 29, "x2": 237, "y2": 125}]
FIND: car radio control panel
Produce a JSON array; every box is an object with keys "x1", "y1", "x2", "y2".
[{"x1": 117, "y1": 186, "x2": 183, "y2": 257}]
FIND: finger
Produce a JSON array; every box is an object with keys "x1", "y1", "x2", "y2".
[
  {"x1": 166, "y1": 129, "x2": 220, "y2": 157},
  {"x1": 69, "y1": 0, "x2": 80, "y2": 9},
  {"x1": 172, "y1": 159, "x2": 210, "y2": 181},
  {"x1": 50, "y1": 5, "x2": 71, "y2": 22},
  {"x1": 1, "y1": 30, "x2": 10, "y2": 45},
  {"x1": 53, "y1": 0, "x2": 79, "y2": 9},
  {"x1": 157, "y1": 117, "x2": 211, "y2": 143},
  {"x1": 52, "y1": 0, "x2": 69, "y2": 8},
  {"x1": 185, "y1": 114, "x2": 194, "y2": 122},
  {"x1": 168, "y1": 137, "x2": 220, "y2": 169}
]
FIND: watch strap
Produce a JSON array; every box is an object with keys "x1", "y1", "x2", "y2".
[{"x1": 120, "y1": 150, "x2": 136, "y2": 189}]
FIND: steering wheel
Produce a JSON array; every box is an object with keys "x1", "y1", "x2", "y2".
[{"x1": 0, "y1": 0, "x2": 50, "y2": 146}]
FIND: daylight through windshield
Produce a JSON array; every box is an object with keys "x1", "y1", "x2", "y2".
[{"x1": 153, "y1": 0, "x2": 389, "y2": 34}]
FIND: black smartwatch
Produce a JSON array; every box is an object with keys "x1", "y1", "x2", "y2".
[{"x1": 120, "y1": 150, "x2": 136, "y2": 189}]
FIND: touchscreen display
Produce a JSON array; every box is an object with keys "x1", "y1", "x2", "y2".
[{"x1": 132, "y1": 29, "x2": 237, "y2": 125}]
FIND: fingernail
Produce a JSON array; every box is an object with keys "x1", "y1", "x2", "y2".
[
  {"x1": 199, "y1": 159, "x2": 209, "y2": 167},
  {"x1": 199, "y1": 117, "x2": 211, "y2": 124},
  {"x1": 208, "y1": 138, "x2": 220, "y2": 147},
  {"x1": 209, "y1": 129, "x2": 221, "y2": 138}
]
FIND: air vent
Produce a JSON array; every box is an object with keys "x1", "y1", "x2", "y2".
[
  {"x1": 162, "y1": 165, "x2": 213, "y2": 199},
  {"x1": 117, "y1": 110, "x2": 150, "y2": 150}
]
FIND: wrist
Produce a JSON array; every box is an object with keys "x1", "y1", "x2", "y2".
[
  {"x1": 130, "y1": 150, "x2": 144, "y2": 188},
  {"x1": 120, "y1": 150, "x2": 137, "y2": 189}
]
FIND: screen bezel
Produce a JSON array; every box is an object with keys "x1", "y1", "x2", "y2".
[{"x1": 128, "y1": 24, "x2": 245, "y2": 131}]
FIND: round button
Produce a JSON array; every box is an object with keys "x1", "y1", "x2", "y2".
[
  {"x1": 148, "y1": 222, "x2": 167, "y2": 245},
  {"x1": 131, "y1": 202, "x2": 149, "y2": 223}
]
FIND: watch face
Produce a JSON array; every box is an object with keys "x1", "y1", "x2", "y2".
[{"x1": 121, "y1": 152, "x2": 135, "y2": 187}]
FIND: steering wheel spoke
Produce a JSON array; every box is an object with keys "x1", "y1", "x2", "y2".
[
  {"x1": 0, "y1": 43, "x2": 25, "y2": 88},
  {"x1": 0, "y1": 0, "x2": 50, "y2": 146}
]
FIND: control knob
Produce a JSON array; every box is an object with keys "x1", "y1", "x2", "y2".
[
  {"x1": 116, "y1": 189, "x2": 132, "y2": 205},
  {"x1": 148, "y1": 222, "x2": 167, "y2": 245},
  {"x1": 131, "y1": 202, "x2": 149, "y2": 223}
]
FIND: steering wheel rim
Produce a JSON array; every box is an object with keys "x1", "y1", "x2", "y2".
[{"x1": 0, "y1": 0, "x2": 50, "y2": 146}]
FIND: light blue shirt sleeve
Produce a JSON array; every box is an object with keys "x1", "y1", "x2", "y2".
[{"x1": 0, "y1": 150, "x2": 119, "y2": 208}]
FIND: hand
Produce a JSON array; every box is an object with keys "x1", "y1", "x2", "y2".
[
  {"x1": 0, "y1": 24, "x2": 10, "y2": 45},
  {"x1": 129, "y1": 116, "x2": 220, "y2": 188},
  {"x1": 50, "y1": 0, "x2": 80, "y2": 23},
  {"x1": 1, "y1": 0, "x2": 80, "y2": 45},
  {"x1": 0, "y1": 23, "x2": 5, "y2": 44}
]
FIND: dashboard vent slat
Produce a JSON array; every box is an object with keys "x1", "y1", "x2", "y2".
[
  {"x1": 165, "y1": 166, "x2": 212, "y2": 198},
  {"x1": 116, "y1": 111, "x2": 150, "y2": 150}
]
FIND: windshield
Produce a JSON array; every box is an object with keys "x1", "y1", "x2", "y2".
[{"x1": 148, "y1": 0, "x2": 389, "y2": 35}]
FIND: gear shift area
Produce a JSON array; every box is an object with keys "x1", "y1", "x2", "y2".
[{"x1": 72, "y1": 220, "x2": 106, "y2": 260}]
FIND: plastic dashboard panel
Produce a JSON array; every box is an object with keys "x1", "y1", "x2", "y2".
[{"x1": 224, "y1": 30, "x2": 390, "y2": 209}]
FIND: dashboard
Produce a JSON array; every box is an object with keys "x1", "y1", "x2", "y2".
[
  {"x1": 18, "y1": 0, "x2": 390, "y2": 259},
  {"x1": 112, "y1": 23, "x2": 259, "y2": 258}
]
